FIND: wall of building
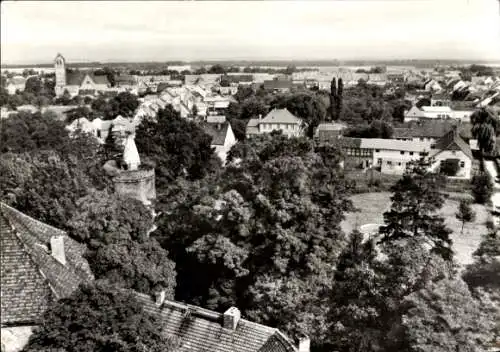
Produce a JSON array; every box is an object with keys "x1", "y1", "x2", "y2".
[
  {"x1": 258, "y1": 123, "x2": 302, "y2": 137},
  {"x1": 113, "y1": 169, "x2": 156, "y2": 205},
  {"x1": 372, "y1": 149, "x2": 424, "y2": 166},
  {"x1": 431, "y1": 150, "x2": 472, "y2": 179},
  {"x1": 1, "y1": 326, "x2": 35, "y2": 352}
]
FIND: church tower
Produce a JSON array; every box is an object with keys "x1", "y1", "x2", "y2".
[{"x1": 54, "y1": 53, "x2": 66, "y2": 94}]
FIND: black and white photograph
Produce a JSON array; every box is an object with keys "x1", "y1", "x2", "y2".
[{"x1": 1, "y1": 1, "x2": 499, "y2": 351}]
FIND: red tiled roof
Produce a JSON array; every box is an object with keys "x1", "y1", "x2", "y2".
[
  {"x1": 133, "y1": 292, "x2": 298, "y2": 352},
  {"x1": 0, "y1": 203, "x2": 94, "y2": 326}
]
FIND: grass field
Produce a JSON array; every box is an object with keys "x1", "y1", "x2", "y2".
[{"x1": 340, "y1": 192, "x2": 491, "y2": 266}]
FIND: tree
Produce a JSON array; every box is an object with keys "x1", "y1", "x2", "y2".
[
  {"x1": 330, "y1": 77, "x2": 337, "y2": 121},
  {"x1": 23, "y1": 282, "x2": 179, "y2": 352},
  {"x1": 440, "y1": 158, "x2": 460, "y2": 176},
  {"x1": 455, "y1": 199, "x2": 476, "y2": 234},
  {"x1": 208, "y1": 64, "x2": 226, "y2": 74},
  {"x1": 0, "y1": 111, "x2": 69, "y2": 153},
  {"x1": 399, "y1": 278, "x2": 497, "y2": 352},
  {"x1": 69, "y1": 190, "x2": 177, "y2": 296},
  {"x1": 463, "y1": 232, "x2": 500, "y2": 301},
  {"x1": 471, "y1": 108, "x2": 498, "y2": 156},
  {"x1": 153, "y1": 134, "x2": 353, "y2": 346},
  {"x1": 68, "y1": 190, "x2": 153, "y2": 245},
  {"x1": 86, "y1": 240, "x2": 177, "y2": 297},
  {"x1": 336, "y1": 78, "x2": 343, "y2": 120},
  {"x1": 471, "y1": 173, "x2": 493, "y2": 204},
  {"x1": 379, "y1": 159, "x2": 453, "y2": 260},
  {"x1": 134, "y1": 105, "x2": 220, "y2": 187}
]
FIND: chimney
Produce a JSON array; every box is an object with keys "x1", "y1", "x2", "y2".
[
  {"x1": 223, "y1": 306, "x2": 241, "y2": 330},
  {"x1": 258, "y1": 114, "x2": 262, "y2": 120},
  {"x1": 155, "y1": 289, "x2": 166, "y2": 306},
  {"x1": 297, "y1": 335, "x2": 311, "y2": 352},
  {"x1": 50, "y1": 236, "x2": 66, "y2": 266}
]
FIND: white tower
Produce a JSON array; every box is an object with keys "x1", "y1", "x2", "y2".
[
  {"x1": 54, "y1": 53, "x2": 66, "y2": 94},
  {"x1": 123, "y1": 134, "x2": 141, "y2": 171}
]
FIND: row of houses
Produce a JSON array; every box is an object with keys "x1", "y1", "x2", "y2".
[{"x1": 244, "y1": 109, "x2": 476, "y2": 179}]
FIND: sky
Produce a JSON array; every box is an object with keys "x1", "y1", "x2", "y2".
[{"x1": 1, "y1": 0, "x2": 500, "y2": 64}]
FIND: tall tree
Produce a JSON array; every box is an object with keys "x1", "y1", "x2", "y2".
[
  {"x1": 471, "y1": 108, "x2": 498, "y2": 156},
  {"x1": 330, "y1": 77, "x2": 337, "y2": 121},
  {"x1": 23, "y1": 282, "x2": 179, "y2": 352},
  {"x1": 471, "y1": 172, "x2": 493, "y2": 205},
  {"x1": 379, "y1": 159, "x2": 453, "y2": 260},
  {"x1": 336, "y1": 78, "x2": 344, "y2": 120}
]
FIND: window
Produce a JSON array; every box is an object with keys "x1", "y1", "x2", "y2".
[
  {"x1": 375, "y1": 149, "x2": 380, "y2": 152},
  {"x1": 387, "y1": 161, "x2": 392, "y2": 166},
  {"x1": 377, "y1": 158, "x2": 382, "y2": 165},
  {"x1": 398, "y1": 162, "x2": 402, "y2": 166},
  {"x1": 97, "y1": 130, "x2": 101, "y2": 138},
  {"x1": 400, "y1": 151, "x2": 405, "y2": 155},
  {"x1": 460, "y1": 161, "x2": 465, "y2": 168},
  {"x1": 409, "y1": 152, "x2": 414, "y2": 156},
  {"x1": 420, "y1": 138, "x2": 424, "y2": 141}
]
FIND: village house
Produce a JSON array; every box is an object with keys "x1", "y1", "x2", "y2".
[
  {"x1": 246, "y1": 108, "x2": 303, "y2": 138},
  {"x1": 131, "y1": 289, "x2": 309, "y2": 352},
  {"x1": 404, "y1": 105, "x2": 473, "y2": 122},
  {"x1": 428, "y1": 128, "x2": 474, "y2": 179},
  {"x1": 0, "y1": 203, "x2": 94, "y2": 352},
  {"x1": 314, "y1": 122, "x2": 348, "y2": 143},
  {"x1": 262, "y1": 79, "x2": 294, "y2": 93},
  {"x1": 201, "y1": 116, "x2": 237, "y2": 164},
  {"x1": 392, "y1": 120, "x2": 464, "y2": 144},
  {"x1": 423, "y1": 78, "x2": 442, "y2": 92},
  {"x1": 332, "y1": 137, "x2": 431, "y2": 171},
  {"x1": 5, "y1": 76, "x2": 26, "y2": 95},
  {"x1": 367, "y1": 73, "x2": 388, "y2": 86},
  {"x1": 66, "y1": 115, "x2": 136, "y2": 144}
]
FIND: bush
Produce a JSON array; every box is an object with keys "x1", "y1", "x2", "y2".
[{"x1": 471, "y1": 173, "x2": 493, "y2": 204}]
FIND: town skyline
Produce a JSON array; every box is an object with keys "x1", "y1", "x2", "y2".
[{"x1": 2, "y1": 0, "x2": 500, "y2": 65}]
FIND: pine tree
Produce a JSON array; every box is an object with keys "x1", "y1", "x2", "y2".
[{"x1": 380, "y1": 159, "x2": 454, "y2": 260}]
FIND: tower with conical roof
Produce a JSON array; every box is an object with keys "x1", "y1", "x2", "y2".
[
  {"x1": 123, "y1": 133, "x2": 140, "y2": 171},
  {"x1": 112, "y1": 133, "x2": 156, "y2": 205}
]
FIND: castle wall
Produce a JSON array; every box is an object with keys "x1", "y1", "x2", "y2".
[{"x1": 113, "y1": 168, "x2": 156, "y2": 205}]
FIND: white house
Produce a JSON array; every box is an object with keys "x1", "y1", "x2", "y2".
[
  {"x1": 405, "y1": 105, "x2": 472, "y2": 122},
  {"x1": 201, "y1": 119, "x2": 237, "y2": 165},
  {"x1": 428, "y1": 129, "x2": 473, "y2": 179},
  {"x1": 246, "y1": 108, "x2": 303, "y2": 138},
  {"x1": 363, "y1": 139, "x2": 432, "y2": 174}
]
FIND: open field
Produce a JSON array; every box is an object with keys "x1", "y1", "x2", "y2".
[{"x1": 340, "y1": 192, "x2": 491, "y2": 266}]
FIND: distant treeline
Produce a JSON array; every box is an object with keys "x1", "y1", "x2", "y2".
[{"x1": 3, "y1": 59, "x2": 499, "y2": 70}]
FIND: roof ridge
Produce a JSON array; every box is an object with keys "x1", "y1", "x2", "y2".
[
  {"x1": 133, "y1": 291, "x2": 280, "y2": 333},
  {"x1": 0, "y1": 202, "x2": 66, "y2": 238},
  {"x1": 2, "y1": 214, "x2": 60, "y2": 302}
]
